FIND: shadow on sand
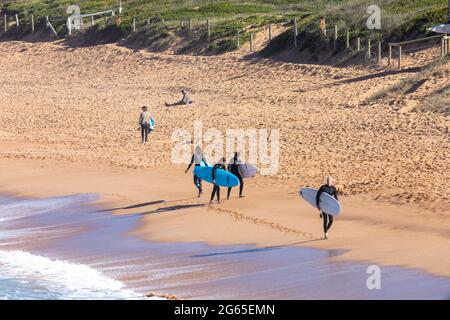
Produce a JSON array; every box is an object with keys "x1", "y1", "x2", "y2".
[
  {"x1": 98, "y1": 200, "x2": 166, "y2": 212},
  {"x1": 135, "y1": 203, "x2": 206, "y2": 216},
  {"x1": 291, "y1": 66, "x2": 423, "y2": 94},
  {"x1": 99, "y1": 197, "x2": 201, "y2": 213},
  {"x1": 190, "y1": 239, "x2": 325, "y2": 258}
]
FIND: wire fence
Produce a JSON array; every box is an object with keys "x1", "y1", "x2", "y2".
[{"x1": 1, "y1": 7, "x2": 447, "y2": 69}]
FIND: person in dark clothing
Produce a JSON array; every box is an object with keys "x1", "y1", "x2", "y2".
[
  {"x1": 316, "y1": 176, "x2": 339, "y2": 239},
  {"x1": 227, "y1": 152, "x2": 244, "y2": 199},
  {"x1": 138, "y1": 106, "x2": 152, "y2": 144},
  {"x1": 165, "y1": 89, "x2": 193, "y2": 107},
  {"x1": 185, "y1": 146, "x2": 206, "y2": 197},
  {"x1": 210, "y1": 157, "x2": 226, "y2": 204}
]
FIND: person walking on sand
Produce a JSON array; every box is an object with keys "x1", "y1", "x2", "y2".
[
  {"x1": 165, "y1": 89, "x2": 193, "y2": 107},
  {"x1": 210, "y1": 157, "x2": 226, "y2": 204},
  {"x1": 185, "y1": 145, "x2": 206, "y2": 197},
  {"x1": 227, "y1": 152, "x2": 244, "y2": 199},
  {"x1": 138, "y1": 106, "x2": 153, "y2": 144},
  {"x1": 316, "y1": 176, "x2": 339, "y2": 239}
]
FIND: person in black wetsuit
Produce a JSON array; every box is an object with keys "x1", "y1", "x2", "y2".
[
  {"x1": 316, "y1": 176, "x2": 339, "y2": 239},
  {"x1": 165, "y1": 89, "x2": 193, "y2": 107},
  {"x1": 227, "y1": 152, "x2": 244, "y2": 199},
  {"x1": 210, "y1": 157, "x2": 226, "y2": 204},
  {"x1": 185, "y1": 146, "x2": 206, "y2": 197}
]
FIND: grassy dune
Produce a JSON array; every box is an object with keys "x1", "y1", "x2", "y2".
[{"x1": 1, "y1": 1, "x2": 448, "y2": 53}]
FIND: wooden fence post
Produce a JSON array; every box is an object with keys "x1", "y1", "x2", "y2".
[
  {"x1": 68, "y1": 17, "x2": 72, "y2": 35},
  {"x1": 346, "y1": 31, "x2": 350, "y2": 49},
  {"x1": 446, "y1": 36, "x2": 450, "y2": 54},
  {"x1": 398, "y1": 45, "x2": 402, "y2": 70},
  {"x1": 237, "y1": 30, "x2": 240, "y2": 47},
  {"x1": 132, "y1": 17, "x2": 136, "y2": 32},
  {"x1": 293, "y1": 18, "x2": 298, "y2": 48},
  {"x1": 378, "y1": 41, "x2": 382, "y2": 64},
  {"x1": 147, "y1": 18, "x2": 150, "y2": 26},
  {"x1": 3, "y1": 14, "x2": 6, "y2": 32},
  {"x1": 91, "y1": 16, "x2": 95, "y2": 27},
  {"x1": 367, "y1": 38, "x2": 371, "y2": 58},
  {"x1": 31, "y1": 14, "x2": 34, "y2": 33},
  {"x1": 388, "y1": 45, "x2": 392, "y2": 65},
  {"x1": 333, "y1": 25, "x2": 338, "y2": 50},
  {"x1": 444, "y1": 36, "x2": 448, "y2": 54},
  {"x1": 46, "y1": 16, "x2": 49, "y2": 28},
  {"x1": 15, "y1": 13, "x2": 19, "y2": 31},
  {"x1": 442, "y1": 37, "x2": 446, "y2": 57},
  {"x1": 207, "y1": 19, "x2": 210, "y2": 39},
  {"x1": 357, "y1": 37, "x2": 360, "y2": 51},
  {"x1": 46, "y1": 20, "x2": 58, "y2": 37},
  {"x1": 250, "y1": 33, "x2": 254, "y2": 52},
  {"x1": 268, "y1": 24, "x2": 272, "y2": 42}
]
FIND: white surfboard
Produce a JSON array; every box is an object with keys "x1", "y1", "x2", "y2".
[
  {"x1": 238, "y1": 164, "x2": 257, "y2": 178},
  {"x1": 427, "y1": 24, "x2": 450, "y2": 34},
  {"x1": 299, "y1": 187, "x2": 341, "y2": 216}
]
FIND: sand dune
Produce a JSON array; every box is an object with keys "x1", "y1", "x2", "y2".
[{"x1": 0, "y1": 40, "x2": 448, "y2": 206}]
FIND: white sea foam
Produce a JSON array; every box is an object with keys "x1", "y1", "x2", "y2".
[{"x1": 0, "y1": 250, "x2": 145, "y2": 300}]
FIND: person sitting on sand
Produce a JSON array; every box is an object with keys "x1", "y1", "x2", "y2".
[
  {"x1": 165, "y1": 89, "x2": 193, "y2": 106},
  {"x1": 138, "y1": 106, "x2": 153, "y2": 144},
  {"x1": 210, "y1": 157, "x2": 226, "y2": 204},
  {"x1": 316, "y1": 176, "x2": 339, "y2": 240},
  {"x1": 227, "y1": 152, "x2": 244, "y2": 199},
  {"x1": 185, "y1": 145, "x2": 207, "y2": 197}
]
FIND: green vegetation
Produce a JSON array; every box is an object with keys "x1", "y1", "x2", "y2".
[{"x1": 1, "y1": 1, "x2": 448, "y2": 53}]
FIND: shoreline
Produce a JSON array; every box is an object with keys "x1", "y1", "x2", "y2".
[
  {"x1": 1, "y1": 158, "x2": 449, "y2": 278},
  {"x1": 1, "y1": 191, "x2": 450, "y2": 300}
]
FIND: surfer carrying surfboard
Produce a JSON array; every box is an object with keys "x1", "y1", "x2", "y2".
[
  {"x1": 185, "y1": 146, "x2": 206, "y2": 197},
  {"x1": 316, "y1": 176, "x2": 339, "y2": 239},
  {"x1": 227, "y1": 152, "x2": 244, "y2": 199},
  {"x1": 210, "y1": 157, "x2": 227, "y2": 204},
  {"x1": 138, "y1": 106, "x2": 153, "y2": 144}
]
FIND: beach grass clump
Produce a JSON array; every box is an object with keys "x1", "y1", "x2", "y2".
[
  {"x1": 418, "y1": 85, "x2": 450, "y2": 116},
  {"x1": 367, "y1": 56, "x2": 450, "y2": 105}
]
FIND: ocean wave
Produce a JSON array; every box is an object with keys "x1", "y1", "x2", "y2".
[{"x1": 0, "y1": 250, "x2": 145, "y2": 300}]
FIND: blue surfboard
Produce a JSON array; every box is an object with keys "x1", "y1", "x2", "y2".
[
  {"x1": 148, "y1": 118, "x2": 155, "y2": 130},
  {"x1": 194, "y1": 166, "x2": 239, "y2": 187}
]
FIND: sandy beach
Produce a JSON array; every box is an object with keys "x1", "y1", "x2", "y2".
[
  {"x1": 0, "y1": 157, "x2": 449, "y2": 279},
  {"x1": 0, "y1": 38, "x2": 449, "y2": 285}
]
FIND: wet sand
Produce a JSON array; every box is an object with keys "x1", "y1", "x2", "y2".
[
  {"x1": 1, "y1": 192, "x2": 450, "y2": 299},
  {"x1": 0, "y1": 158, "x2": 449, "y2": 280}
]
